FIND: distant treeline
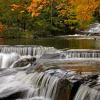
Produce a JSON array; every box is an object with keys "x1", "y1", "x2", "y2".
[{"x1": 0, "y1": 0, "x2": 100, "y2": 38}]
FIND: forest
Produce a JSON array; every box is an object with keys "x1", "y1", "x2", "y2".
[{"x1": 0, "y1": 0, "x2": 100, "y2": 38}]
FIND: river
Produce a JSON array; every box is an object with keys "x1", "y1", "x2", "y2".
[{"x1": 0, "y1": 36, "x2": 99, "y2": 49}]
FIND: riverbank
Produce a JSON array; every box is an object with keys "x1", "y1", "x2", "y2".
[{"x1": 55, "y1": 35, "x2": 100, "y2": 40}]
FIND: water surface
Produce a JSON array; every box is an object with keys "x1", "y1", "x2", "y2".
[{"x1": 0, "y1": 36, "x2": 98, "y2": 49}]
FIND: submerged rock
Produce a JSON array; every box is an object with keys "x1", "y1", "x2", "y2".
[{"x1": 41, "y1": 53, "x2": 66, "y2": 59}]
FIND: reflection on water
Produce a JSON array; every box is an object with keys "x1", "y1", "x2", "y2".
[{"x1": 0, "y1": 37, "x2": 97, "y2": 49}]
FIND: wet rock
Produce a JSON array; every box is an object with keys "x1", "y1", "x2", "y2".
[
  {"x1": 0, "y1": 91, "x2": 26, "y2": 100},
  {"x1": 10, "y1": 56, "x2": 36, "y2": 69},
  {"x1": 74, "y1": 84, "x2": 100, "y2": 100},
  {"x1": 56, "y1": 79, "x2": 72, "y2": 100},
  {"x1": 41, "y1": 53, "x2": 66, "y2": 59},
  {"x1": 69, "y1": 80, "x2": 82, "y2": 100}
]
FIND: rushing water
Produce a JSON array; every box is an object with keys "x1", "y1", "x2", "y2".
[
  {"x1": 74, "y1": 84, "x2": 100, "y2": 100},
  {"x1": 0, "y1": 46, "x2": 59, "y2": 57},
  {"x1": 85, "y1": 23, "x2": 100, "y2": 34},
  {"x1": 0, "y1": 71, "x2": 60, "y2": 100},
  {"x1": 0, "y1": 52, "x2": 97, "y2": 100},
  {"x1": 0, "y1": 46, "x2": 99, "y2": 100},
  {"x1": 0, "y1": 51, "x2": 59, "y2": 100},
  {"x1": 0, "y1": 51, "x2": 72, "y2": 100}
]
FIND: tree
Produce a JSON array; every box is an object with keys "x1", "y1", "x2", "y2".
[
  {"x1": 27, "y1": 0, "x2": 78, "y2": 34},
  {"x1": 27, "y1": 0, "x2": 48, "y2": 17},
  {"x1": 0, "y1": 23, "x2": 4, "y2": 32},
  {"x1": 0, "y1": 0, "x2": 100, "y2": 38},
  {"x1": 28, "y1": 0, "x2": 100, "y2": 30},
  {"x1": 71, "y1": 0, "x2": 100, "y2": 28}
]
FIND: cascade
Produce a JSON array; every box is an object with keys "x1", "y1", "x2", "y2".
[
  {"x1": 0, "y1": 68, "x2": 74, "y2": 100},
  {"x1": 65, "y1": 50, "x2": 100, "y2": 58},
  {"x1": 0, "y1": 45, "x2": 99, "y2": 100},
  {"x1": 0, "y1": 46, "x2": 60, "y2": 57},
  {"x1": 0, "y1": 45, "x2": 100, "y2": 59},
  {"x1": 74, "y1": 85, "x2": 100, "y2": 100},
  {"x1": 85, "y1": 23, "x2": 100, "y2": 34},
  {"x1": 0, "y1": 71, "x2": 57, "y2": 100},
  {"x1": 0, "y1": 53, "x2": 20, "y2": 68}
]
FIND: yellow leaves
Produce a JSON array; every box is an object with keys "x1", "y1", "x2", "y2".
[
  {"x1": 10, "y1": 4, "x2": 22, "y2": 11},
  {"x1": 28, "y1": 0, "x2": 74, "y2": 17},
  {"x1": 0, "y1": 23, "x2": 5, "y2": 32},
  {"x1": 75, "y1": 0, "x2": 99, "y2": 19},
  {"x1": 28, "y1": 0, "x2": 100, "y2": 26},
  {"x1": 27, "y1": 0, "x2": 48, "y2": 17},
  {"x1": 76, "y1": 5, "x2": 93, "y2": 21},
  {"x1": 56, "y1": 0, "x2": 73, "y2": 17},
  {"x1": 56, "y1": 3, "x2": 64, "y2": 9},
  {"x1": 20, "y1": 10, "x2": 25, "y2": 13},
  {"x1": 60, "y1": 10, "x2": 66, "y2": 15}
]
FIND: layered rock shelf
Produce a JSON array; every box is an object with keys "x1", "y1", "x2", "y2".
[{"x1": 0, "y1": 45, "x2": 99, "y2": 100}]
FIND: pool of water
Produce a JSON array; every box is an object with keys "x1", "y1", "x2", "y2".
[{"x1": 0, "y1": 36, "x2": 99, "y2": 49}]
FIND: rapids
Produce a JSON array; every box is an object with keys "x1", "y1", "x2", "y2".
[{"x1": 0, "y1": 45, "x2": 99, "y2": 100}]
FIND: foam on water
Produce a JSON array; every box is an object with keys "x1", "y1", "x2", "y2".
[
  {"x1": 87, "y1": 23, "x2": 100, "y2": 34},
  {"x1": 0, "y1": 46, "x2": 100, "y2": 100},
  {"x1": 0, "y1": 46, "x2": 60, "y2": 57},
  {"x1": 0, "y1": 53, "x2": 20, "y2": 68},
  {"x1": 74, "y1": 85, "x2": 100, "y2": 100},
  {"x1": 0, "y1": 70, "x2": 60, "y2": 100}
]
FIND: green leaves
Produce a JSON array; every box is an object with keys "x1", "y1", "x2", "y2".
[{"x1": 0, "y1": 0, "x2": 99, "y2": 38}]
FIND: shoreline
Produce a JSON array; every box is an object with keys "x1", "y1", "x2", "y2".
[{"x1": 0, "y1": 35, "x2": 100, "y2": 40}]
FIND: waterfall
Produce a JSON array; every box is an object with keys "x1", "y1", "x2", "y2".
[
  {"x1": 65, "y1": 50, "x2": 100, "y2": 59},
  {"x1": 39, "y1": 49, "x2": 100, "y2": 65},
  {"x1": 0, "y1": 45, "x2": 100, "y2": 59},
  {"x1": 0, "y1": 53, "x2": 20, "y2": 68},
  {"x1": 0, "y1": 69, "x2": 69, "y2": 100},
  {"x1": 0, "y1": 45, "x2": 100, "y2": 100},
  {"x1": 86, "y1": 23, "x2": 100, "y2": 34},
  {"x1": 0, "y1": 49, "x2": 70, "y2": 100},
  {"x1": 74, "y1": 85, "x2": 100, "y2": 100},
  {"x1": 0, "y1": 52, "x2": 37, "y2": 69},
  {"x1": 82, "y1": 22, "x2": 100, "y2": 35},
  {"x1": 0, "y1": 46, "x2": 60, "y2": 57}
]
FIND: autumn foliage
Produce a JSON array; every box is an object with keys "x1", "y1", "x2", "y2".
[
  {"x1": 0, "y1": 0, "x2": 100, "y2": 37},
  {"x1": 0, "y1": 23, "x2": 5, "y2": 32},
  {"x1": 28, "y1": 0, "x2": 100, "y2": 24},
  {"x1": 27, "y1": 0, "x2": 48, "y2": 16},
  {"x1": 10, "y1": 4, "x2": 22, "y2": 11},
  {"x1": 73, "y1": 0, "x2": 100, "y2": 21}
]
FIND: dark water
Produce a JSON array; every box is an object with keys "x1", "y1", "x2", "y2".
[{"x1": 0, "y1": 37, "x2": 98, "y2": 49}]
